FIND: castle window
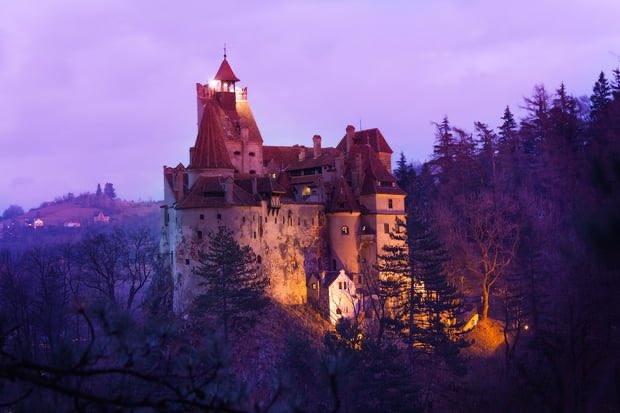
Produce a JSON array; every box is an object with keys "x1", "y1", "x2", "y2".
[
  {"x1": 242, "y1": 216, "x2": 246, "y2": 223},
  {"x1": 270, "y1": 173, "x2": 277, "y2": 179},
  {"x1": 384, "y1": 223, "x2": 390, "y2": 234},
  {"x1": 312, "y1": 218, "x2": 314, "y2": 225},
  {"x1": 185, "y1": 259, "x2": 190, "y2": 265},
  {"x1": 338, "y1": 282, "x2": 342, "y2": 289},
  {"x1": 233, "y1": 151, "x2": 241, "y2": 156},
  {"x1": 197, "y1": 230, "x2": 203, "y2": 239},
  {"x1": 388, "y1": 199, "x2": 393, "y2": 209},
  {"x1": 249, "y1": 152, "x2": 256, "y2": 157},
  {"x1": 302, "y1": 186, "x2": 311, "y2": 197},
  {"x1": 298, "y1": 217, "x2": 301, "y2": 225},
  {"x1": 265, "y1": 216, "x2": 268, "y2": 223},
  {"x1": 200, "y1": 214, "x2": 204, "y2": 220},
  {"x1": 341, "y1": 225, "x2": 349, "y2": 235},
  {"x1": 311, "y1": 282, "x2": 317, "y2": 290},
  {"x1": 249, "y1": 170, "x2": 256, "y2": 174},
  {"x1": 257, "y1": 255, "x2": 262, "y2": 264},
  {"x1": 217, "y1": 213, "x2": 222, "y2": 220}
]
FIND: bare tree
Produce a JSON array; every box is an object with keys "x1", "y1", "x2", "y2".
[{"x1": 464, "y1": 192, "x2": 519, "y2": 320}]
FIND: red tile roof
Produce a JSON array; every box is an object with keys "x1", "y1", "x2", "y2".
[
  {"x1": 176, "y1": 176, "x2": 259, "y2": 209},
  {"x1": 336, "y1": 128, "x2": 393, "y2": 154},
  {"x1": 189, "y1": 100, "x2": 235, "y2": 170},
  {"x1": 328, "y1": 178, "x2": 360, "y2": 213},
  {"x1": 213, "y1": 57, "x2": 240, "y2": 82}
]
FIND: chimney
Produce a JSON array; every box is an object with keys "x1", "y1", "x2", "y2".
[
  {"x1": 224, "y1": 176, "x2": 234, "y2": 204},
  {"x1": 345, "y1": 125, "x2": 355, "y2": 155},
  {"x1": 298, "y1": 146, "x2": 306, "y2": 161},
  {"x1": 312, "y1": 135, "x2": 322, "y2": 158}
]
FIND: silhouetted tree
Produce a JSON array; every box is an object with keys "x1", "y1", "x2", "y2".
[
  {"x1": 2, "y1": 204, "x2": 24, "y2": 220},
  {"x1": 191, "y1": 226, "x2": 269, "y2": 342},
  {"x1": 103, "y1": 182, "x2": 116, "y2": 199}
]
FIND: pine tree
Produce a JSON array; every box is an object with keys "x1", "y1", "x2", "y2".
[
  {"x1": 590, "y1": 71, "x2": 611, "y2": 122},
  {"x1": 374, "y1": 219, "x2": 410, "y2": 344},
  {"x1": 104, "y1": 182, "x2": 116, "y2": 199},
  {"x1": 394, "y1": 152, "x2": 416, "y2": 192},
  {"x1": 498, "y1": 105, "x2": 517, "y2": 148},
  {"x1": 191, "y1": 226, "x2": 269, "y2": 342},
  {"x1": 96, "y1": 183, "x2": 102, "y2": 197},
  {"x1": 612, "y1": 67, "x2": 620, "y2": 101}
]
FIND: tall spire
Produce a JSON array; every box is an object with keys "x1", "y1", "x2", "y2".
[{"x1": 189, "y1": 99, "x2": 234, "y2": 170}]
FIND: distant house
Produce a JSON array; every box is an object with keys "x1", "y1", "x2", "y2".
[
  {"x1": 93, "y1": 211, "x2": 110, "y2": 223},
  {"x1": 64, "y1": 221, "x2": 81, "y2": 228}
]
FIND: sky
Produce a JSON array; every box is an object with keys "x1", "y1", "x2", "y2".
[{"x1": 1, "y1": 0, "x2": 619, "y2": 212}]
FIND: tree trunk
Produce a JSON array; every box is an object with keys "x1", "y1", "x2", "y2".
[{"x1": 481, "y1": 285, "x2": 490, "y2": 320}]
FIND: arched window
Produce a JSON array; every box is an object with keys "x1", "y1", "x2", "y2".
[{"x1": 341, "y1": 225, "x2": 349, "y2": 235}]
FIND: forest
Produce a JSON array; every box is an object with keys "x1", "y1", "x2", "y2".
[{"x1": 0, "y1": 68, "x2": 619, "y2": 412}]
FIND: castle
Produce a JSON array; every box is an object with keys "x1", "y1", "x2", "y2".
[{"x1": 161, "y1": 55, "x2": 406, "y2": 323}]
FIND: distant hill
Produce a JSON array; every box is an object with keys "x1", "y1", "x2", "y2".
[{"x1": 0, "y1": 192, "x2": 161, "y2": 248}]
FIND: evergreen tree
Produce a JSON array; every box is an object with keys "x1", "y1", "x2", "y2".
[
  {"x1": 394, "y1": 152, "x2": 416, "y2": 192},
  {"x1": 612, "y1": 67, "x2": 620, "y2": 101},
  {"x1": 498, "y1": 105, "x2": 517, "y2": 148},
  {"x1": 96, "y1": 183, "x2": 102, "y2": 197},
  {"x1": 590, "y1": 71, "x2": 611, "y2": 121},
  {"x1": 104, "y1": 182, "x2": 116, "y2": 199},
  {"x1": 192, "y1": 226, "x2": 269, "y2": 341},
  {"x1": 374, "y1": 220, "x2": 410, "y2": 344},
  {"x1": 430, "y1": 116, "x2": 456, "y2": 183}
]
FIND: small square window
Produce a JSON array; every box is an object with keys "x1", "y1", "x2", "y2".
[
  {"x1": 311, "y1": 283, "x2": 317, "y2": 290},
  {"x1": 200, "y1": 214, "x2": 204, "y2": 220},
  {"x1": 185, "y1": 259, "x2": 190, "y2": 265},
  {"x1": 217, "y1": 213, "x2": 222, "y2": 220}
]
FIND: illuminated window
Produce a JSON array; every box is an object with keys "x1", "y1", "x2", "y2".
[
  {"x1": 384, "y1": 223, "x2": 389, "y2": 234},
  {"x1": 388, "y1": 199, "x2": 393, "y2": 209},
  {"x1": 311, "y1": 282, "x2": 317, "y2": 290},
  {"x1": 341, "y1": 225, "x2": 349, "y2": 235},
  {"x1": 270, "y1": 173, "x2": 277, "y2": 179},
  {"x1": 302, "y1": 186, "x2": 311, "y2": 197}
]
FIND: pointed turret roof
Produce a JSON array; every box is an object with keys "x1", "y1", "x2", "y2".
[
  {"x1": 328, "y1": 178, "x2": 360, "y2": 213},
  {"x1": 213, "y1": 57, "x2": 240, "y2": 82},
  {"x1": 189, "y1": 99, "x2": 235, "y2": 170}
]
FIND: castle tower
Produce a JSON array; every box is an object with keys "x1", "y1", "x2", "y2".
[{"x1": 187, "y1": 99, "x2": 235, "y2": 187}]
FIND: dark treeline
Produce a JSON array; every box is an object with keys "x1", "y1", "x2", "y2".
[
  {"x1": 393, "y1": 68, "x2": 620, "y2": 411},
  {"x1": 0, "y1": 69, "x2": 619, "y2": 412}
]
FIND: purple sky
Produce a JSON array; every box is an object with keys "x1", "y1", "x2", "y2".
[{"x1": 1, "y1": 0, "x2": 620, "y2": 212}]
